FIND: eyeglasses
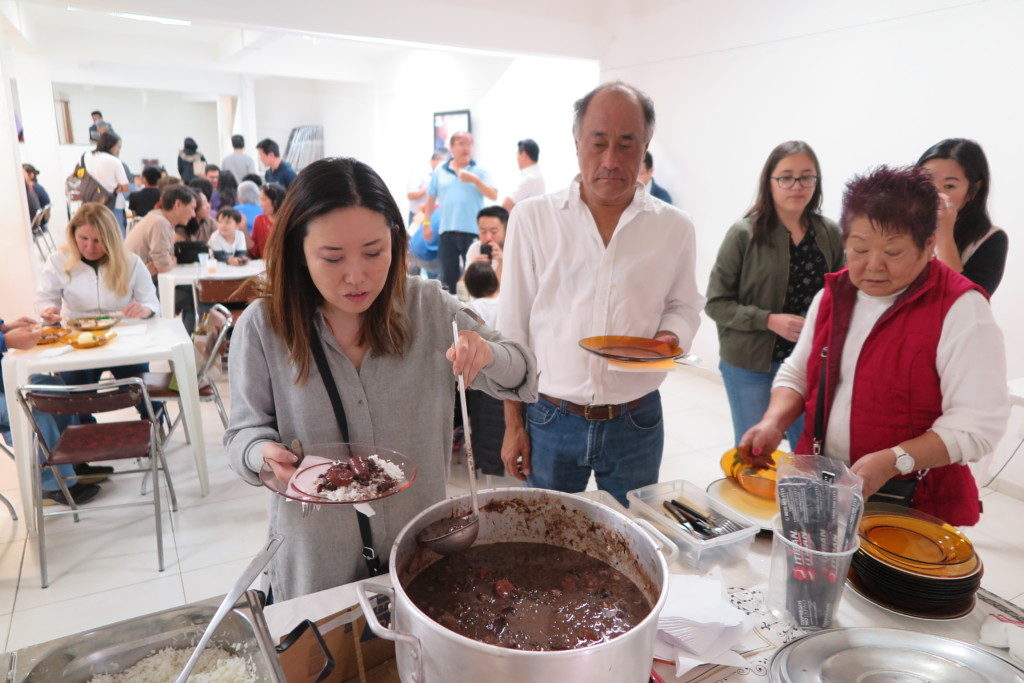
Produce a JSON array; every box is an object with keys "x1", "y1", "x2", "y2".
[{"x1": 771, "y1": 175, "x2": 818, "y2": 189}]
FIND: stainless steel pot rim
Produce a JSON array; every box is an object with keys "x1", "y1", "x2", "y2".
[{"x1": 388, "y1": 486, "x2": 671, "y2": 657}]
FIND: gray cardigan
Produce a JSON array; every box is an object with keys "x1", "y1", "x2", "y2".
[
  {"x1": 705, "y1": 215, "x2": 844, "y2": 372},
  {"x1": 224, "y1": 277, "x2": 537, "y2": 601}
]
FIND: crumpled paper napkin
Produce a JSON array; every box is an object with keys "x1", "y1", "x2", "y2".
[
  {"x1": 655, "y1": 574, "x2": 751, "y2": 676},
  {"x1": 979, "y1": 614, "x2": 1024, "y2": 666}
]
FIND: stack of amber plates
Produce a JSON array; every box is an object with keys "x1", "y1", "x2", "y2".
[{"x1": 847, "y1": 504, "x2": 982, "y2": 620}]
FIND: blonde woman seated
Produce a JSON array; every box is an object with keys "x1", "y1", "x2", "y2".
[{"x1": 36, "y1": 203, "x2": 160, "y2": 430}]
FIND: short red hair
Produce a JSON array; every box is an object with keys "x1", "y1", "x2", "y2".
[{"x1": 840, "y1": 165, "x2": 938, "y2": 249}]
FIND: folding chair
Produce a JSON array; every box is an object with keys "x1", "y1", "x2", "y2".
[
  {"x1": 30, "y1": 208, "x2": 55, "y2": 261},
  {"x1": 143, "y1": 304, "x2": 232, "y2": 447},
  {"x1": 195, "y1": 275, "x2": 262, "y2": 325},
  {"x1": 17, "y1": 378, "x2": 177, "y2": 588},
  {"x1": 0, "y1": 435, "x2": 19, "y2": 520}
]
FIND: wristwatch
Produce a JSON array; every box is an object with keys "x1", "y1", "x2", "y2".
[{"x1": 892, "y1": 445, "x2": 916, "y2": 475}]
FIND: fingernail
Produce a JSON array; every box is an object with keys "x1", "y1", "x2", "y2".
[{"x1": 753, "y1": 448, "x2": 761, "y2": 455}]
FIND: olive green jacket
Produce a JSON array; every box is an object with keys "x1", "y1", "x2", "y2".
[{"x1": 705, "y1": 215, "x2": 844, "y2": 372}]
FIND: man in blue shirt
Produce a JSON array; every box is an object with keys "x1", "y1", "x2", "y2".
[
  {"x1": 257, "y1": 138, "x2": 297, "y2": 189},
  {"x1": 421, "y1": 132, "x2": 498, "y2": 293}
]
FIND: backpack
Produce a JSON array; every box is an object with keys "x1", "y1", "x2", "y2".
[{"x1": 65, "y1": 153, "x2": 117, "y2": 209}]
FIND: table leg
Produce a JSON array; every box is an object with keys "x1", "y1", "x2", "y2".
[
  {"x1": 170, "y1": 343, "x2": 209, "y2": 496},
  {"x1": 158, "y1": 275, "x2": 179, "y2": 319},
  {"x1": 2, "y1": 363, "x2": 38, "y2": 533}
]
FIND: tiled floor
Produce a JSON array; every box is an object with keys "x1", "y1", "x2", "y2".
[{"x1": 0, "y1": 363, "x2": 1022, "y2": 652}]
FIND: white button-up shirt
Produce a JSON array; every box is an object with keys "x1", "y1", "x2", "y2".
[
  {"x1": 498, "y1": 178, "x2": 705, "y2": 405},
  {"x1": 508, "y1": 164, "x2": 546, "y2": 204}
]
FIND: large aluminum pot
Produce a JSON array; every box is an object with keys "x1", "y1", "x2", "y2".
[{"x1": 357, "y1": 487, "x2": 677, "y2": 683}]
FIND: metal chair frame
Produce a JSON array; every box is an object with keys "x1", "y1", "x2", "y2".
[
  {"x1": 152, "y1": 304, "x2": 233, "y2": 447},
  {"x1": 0, "y1": 435, "x2": 19, "y2": 520},
  {"x1": 30, "y1": 207, "x2": 56, "y2": 261},
  {"x1": 16, "y1": 377, "x2": 176, "y2": 588}
]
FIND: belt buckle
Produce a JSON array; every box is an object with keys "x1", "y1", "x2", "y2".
[{"x1": 584, "y1": 404, "x2": 613, "y2": 421}]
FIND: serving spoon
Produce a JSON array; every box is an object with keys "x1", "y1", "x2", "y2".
[{"x1": 416, "y1": 318, "x2": 481, "y2": 554}]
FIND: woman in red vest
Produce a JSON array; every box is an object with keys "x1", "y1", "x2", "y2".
[{"x1": 740, "y1": 166, "x2": 1009, "y2": 526}]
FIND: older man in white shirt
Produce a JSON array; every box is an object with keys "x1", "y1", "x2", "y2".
[{"x1": 498, "y1": 82, "x2": 705, "y2": 505}]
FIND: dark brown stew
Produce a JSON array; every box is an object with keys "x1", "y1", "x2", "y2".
[{"x1": 405, "y1": 542, "x2": 651, "y2": 650}]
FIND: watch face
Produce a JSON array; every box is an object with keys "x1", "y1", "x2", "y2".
[{"x1": 895, "y1": 453, "x2": 915, "y2": 475}]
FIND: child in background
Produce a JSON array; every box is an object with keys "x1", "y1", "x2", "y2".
[
  {"x1": 209, "y1": 208, "x2": 249, "y2": 265},
  {"x1": 463, "y1": 261, "x2": 500, "y2": 328}
]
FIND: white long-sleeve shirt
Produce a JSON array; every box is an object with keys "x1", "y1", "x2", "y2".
[
  {"x1": 35, "y1": 251, "x2": 160, "y2": 320},
  {"x1": 497, "y1": 178, "x2": 705, "y2": 405},
  {"x1": 774, "y1": 287, "x2": 1009, "y2": 465}
]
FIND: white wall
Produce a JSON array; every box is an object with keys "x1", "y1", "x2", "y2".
[
  {"x1": 55, "y1": 83, "x2": 218, "y2": 176},
  {"x1": 603, "y1": 0, "x2": 1023, "y2": 381}
]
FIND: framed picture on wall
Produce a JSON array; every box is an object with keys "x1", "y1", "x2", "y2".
[{"x1": 433, "y1": 109, "x2": 470, "y2": 150}]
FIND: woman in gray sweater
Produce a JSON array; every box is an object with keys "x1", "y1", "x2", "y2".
[{"x1": 225, "y1": 158, "x2": 537, "y2": 602}]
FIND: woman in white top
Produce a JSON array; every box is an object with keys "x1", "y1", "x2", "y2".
[
  {"x1": 83, "y1": 132, "x2": 130, "y2": 235},
  {"x1": 37, "y1": 203, "x2": 159, "y2": 421}
]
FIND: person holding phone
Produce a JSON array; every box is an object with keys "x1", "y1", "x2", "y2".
[{"x1": 464, "y1": 206, "x2": 507, "y2": 280}]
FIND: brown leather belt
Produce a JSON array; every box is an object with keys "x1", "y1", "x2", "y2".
[{"x1": 539, "y1": 393, "x2": 643, "y2": 421}]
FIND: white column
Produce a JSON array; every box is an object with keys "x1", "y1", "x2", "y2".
[{"x1": 0, "y1": 45, "x2": 39, "y2": 320}]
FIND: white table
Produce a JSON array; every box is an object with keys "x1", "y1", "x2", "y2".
[
  {"x1": 156, "y1": 259, "x2": 266, "y2": 319},
  {"x1": 1, "y1": 318, "x2": 209, "y2": 531}
]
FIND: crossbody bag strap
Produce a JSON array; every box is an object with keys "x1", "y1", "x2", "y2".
[{"x1": 308, "y1": 327, "x2": 383, "y2": 577}]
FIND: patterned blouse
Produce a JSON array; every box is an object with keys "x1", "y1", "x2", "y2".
[{"x1": 773, "y1": 225, "x2": 828, "y2": 363}]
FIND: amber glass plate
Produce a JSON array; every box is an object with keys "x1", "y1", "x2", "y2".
[
  {"x1": 36, "y1": 328, "x2": 70, "y2": 345},
  {"x1": 67, "y1": 331, "x2": 117, "y2": 349},
  {"x1": 68, "y1": 315, "x2": 120, "y2": 332},
  {"x1": 846, "y1": 569, "x2": 976, "y2": 621},
  {"x1": 259, "y1": 443, "x2": 417, "y2": 505},
  {"x1": 719, "y1": 448, "x2": 784, "y2": 500},
  {"x1": 706, "y1": 477, "x2": 778, "y2": 532},
  {"x1": 578, "y1": 336, "x2": 684, "y2": 362},
  {"x1": 859, "y1": 505, "x2": 978, "y2": 578}
]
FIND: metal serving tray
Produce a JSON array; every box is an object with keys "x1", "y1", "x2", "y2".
[
  {"x1": 769, "y1": 627, "x2": 1024, "y2": 682},
  {"x1": 4, "y1": 589, "x2": 285, "y2": 682}
]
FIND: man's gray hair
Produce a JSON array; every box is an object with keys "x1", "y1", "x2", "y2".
[{"x1": 572, "y1": 81, "x2": 655, "y2": 144}]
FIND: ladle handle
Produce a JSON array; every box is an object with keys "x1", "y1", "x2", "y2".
[{"x1": 453, "y1": 319, "x2": 479, "y2": 515}]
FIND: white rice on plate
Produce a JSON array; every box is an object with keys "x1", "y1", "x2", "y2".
[
  {"x1": 88, "y1": 645, "x2": 254, "y2": 683},
  {"x1": 317, "y1": 454, "x2": 406, "y2": 502}
]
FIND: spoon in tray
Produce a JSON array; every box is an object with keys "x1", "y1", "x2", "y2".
[{"x1": 416, "y1": 318, "x2": 481, "y2": 555}]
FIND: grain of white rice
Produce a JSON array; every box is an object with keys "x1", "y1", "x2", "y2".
[
  {"x1": 318, "y1": 454, "x2": 406, "y2": 502},
  {"x1": 88, "y1": 645, "x2": 254, "y2": 683}
]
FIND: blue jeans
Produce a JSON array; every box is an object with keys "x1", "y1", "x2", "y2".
[
  {"x1": 0, "y1": 374, "x2": 78, "y2": 492},
  {"x1": 526, "y1": 391, "x2": 664, "y2": 507},
  {"x1": 113, "y1": 208, "x2": 126, "y2": 237},
  {"x1": 719, "y1": 360, "x2": 804, "y2": 450}
]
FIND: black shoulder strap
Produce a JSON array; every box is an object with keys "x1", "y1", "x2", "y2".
[{"x1": 308, "y1": 326, "x2": 383, "y2": 577}]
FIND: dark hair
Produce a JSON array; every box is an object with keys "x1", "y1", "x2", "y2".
[
  {"x1": 161, "y1": 185, "x2": 197, "y2": 211},
  {"x1": 188, "y1": 177, "x2": 213, "y2": 200},
  {"x1": 264, "y1": 158, "x2": 409, "y2": 382},
  {"x1": 217, "y1": 207, "x2": 243, "y2": 223},
  {"x1": 431, "y1": 148, "x2": 449, "y2": 162},
  {"x1": 256, "y1": 138, "x2": 280, "y2": 157},
  {"x1": 95, "y1": 131, "x2": 121, "y2": 154},
  {"x1": 746, "y1": 140, "x2": 823, "y2": 245},
  {"x1": 517, "y1": 138, "x2": 539, "y2": 162},
  {"x1": 242, "y1": 173, "x2": 264, "y2": 187},
  {"x1": 142, "y1": 166, "x2": 162, "y2": 186},
  {"x1": 464, "y1": 262, "x2": 499, "y2": 299},
  {"x1": 90, "y1": 110, "x2": 102, "y2": 118},
  {"x1": 231, "y1": 134, "x2": 245, "y2": 149},
  {"x1": 643, "y1": 150, "x2": 654, "y2": 171},
  {"x1": 916, "y1": 138, "x2": 992, "y2": 253},
  {"x1": 183, "y1": 137, "x2": 198, "y2": 153},
  {"x1": 260, "y1": 182, "x2": 287, "y2": 213},
  {"x1": 841, "y1": 165, "x2": 938, "y2": 250},
  {"x1": 477, "y1": 205, "x2": 509, "y2": 227},
  {"x1": 573, "y1": 81, "x2": 655, "y2": 144},
  {"x1": 205, "y1": 164, "x2": 220, "y2": 174},
  {"x1": 217, "y1": 170, "x2": 239, "y2": 207}
]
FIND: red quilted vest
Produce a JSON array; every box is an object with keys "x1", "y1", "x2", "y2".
[{"x1": 794, "y1": 261, "x2": 987, "y2": 526}]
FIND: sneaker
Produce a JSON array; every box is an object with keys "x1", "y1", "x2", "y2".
[
  {"x1": 42, "y1": 483, "x2": 101, "y2": 506},
  {"x1": 73, "y1": 463, "x2": 113, "y2": 483}
]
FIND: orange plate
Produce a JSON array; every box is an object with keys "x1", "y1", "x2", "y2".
[
  {"x1": 68, "y1": 331, "x2": 117, "y2": 349},
  {"x1": 719, "y1": 448, "x2": 781, "y2": 500},
  {"x1": 578, "y1": 336, "x2": 683, "y2": 362},
  {"x1": 859, "y1": 508, "x2": 978, "y2": 578},
  {"x1": 68, "y1": 316, "x2": 120, "y2": 332},
  {"x1": 36, "y1": 328, "x2": 70, "y2": 345}
]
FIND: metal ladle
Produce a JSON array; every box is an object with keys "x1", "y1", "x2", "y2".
[{"x1": 416, "y1": 319, "x2": 481, "y2": 555}]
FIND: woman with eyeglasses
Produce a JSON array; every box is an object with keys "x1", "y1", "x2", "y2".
[
  {"x1": 917, "y1": 138, "x2": 1007, "y2": 295},
  {"x1": 706, "y1": 141, "x2": 844, "y2": 449}
]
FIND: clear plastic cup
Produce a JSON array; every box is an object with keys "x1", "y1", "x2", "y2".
[
  {"x1": 197, "y1": 252, "x2": 208, "y2": 273},
  {"x1": 767, "y1": 514, "x2": 859, "y2": 630}
]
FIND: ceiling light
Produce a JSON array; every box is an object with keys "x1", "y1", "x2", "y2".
[{"x1": 108, "y1": 11, "x2": 191, "y2": 26}]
